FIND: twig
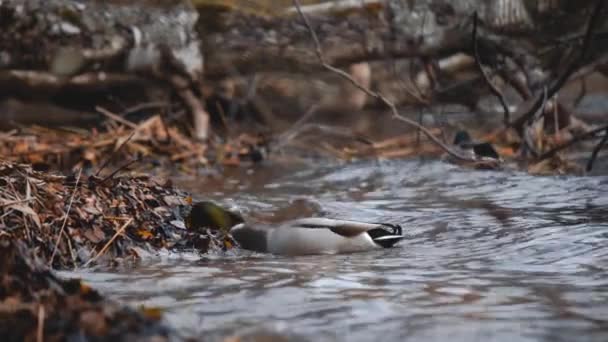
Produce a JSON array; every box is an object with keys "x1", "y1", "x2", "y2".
[
  {"x1": 37, "y1": 304, "x2": 45, "y2": 342},
  {"x1": 416, "y1": 108, "x2": 423, "y2": 146},
  {"x1": 169, "y1": 75, "x2": 209, "y2": 140},
  {"x1": 0, "y1": 197, "x2": 34, "y2": 208},
  {"x1": 574, "y1": 78, "x2": 587, "y2": 107},
  {"x1": 97, "y1": 157, "x2": 139, "y2": 186},
  {"x1": 520, "y1": 86, "x2": 547, "y2": 157},
  {"x1": 537, "y1": 123, "x2": 608, "y2": 162},
  {"x1": 84, "y1": 218, "x2": 132, "y2": 267},
  {"x1": 94, "y1": 130, "x2": 136, "y2": 177},
  {"x1": 395, "y1": 60, "x2": 428, "y2": 105},
  {"x1": 586, "y1": 127, "x2": 608, "y2": 171},
  {"x1": 277, "y1": 123, "x2": 369, "y2": 145},
  {"x1": 472, "y1": 12, "x2": 510, "y2": 125},
  {"x1": 510, "y1": 0, "x2": 605, "y2": 130},
  {"x1": 568, "y1": 52, "x2": 608, "y2": 84},
  {"x1": 290, "y1": 0, "x2": 475, "y2": 162},
  {"x1": 96, "y1": 106, "x2": 138, "y2": 129},
  {"x1": 553, "y1": 93, "x2": 560, "y2": 133},
  {"x1": 275, "y1": 104, "x2": 319, "y2": 147},
  {"x1": 0, "y1": 70, "x2": 144, "y2": 90},
  {"x1": 63, "y1": 229, "x2": 77, "y2": 269},
  {"x1": 120, "y1": 101, "x2": 168, "y2": 117},
  {"x1": 49, "y1": 168, "x2": 82, "y2": 267}
]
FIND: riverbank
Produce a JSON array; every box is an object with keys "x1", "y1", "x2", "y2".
[
  {"x1": 0, "y1": 240, "x2": 174, "y2": 341},
  {"x1": 0, "y1": 160, "x2": 237, "y2": 270},
  {"x1": 0, "y1": 159, "x2": 243, "y2": 340},
  {"x1": 2, "y1": 112, "x2": 605, "y2": 177}
]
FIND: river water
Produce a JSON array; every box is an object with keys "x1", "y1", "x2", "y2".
[{"x1": 63, "y1": 160, "x2": 608, "y2": 341}]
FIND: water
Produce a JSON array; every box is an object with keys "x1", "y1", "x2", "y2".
[{"x1": 62, "y1": 160, "x2": 608, "y2": 341}]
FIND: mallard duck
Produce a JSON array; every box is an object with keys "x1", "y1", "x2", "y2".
[
  {"x1": 453, "y1": 130, "x2": 500, "y2": 160},
  {"x1": 230, "y1": 217, "x2": 404, "y2": 255},
  {"x1": 186, "y1": 201, "x2": 245, "y2": 232},
  {"x1": 186, "y1": 202, "x2": 404, "y2": 255}
]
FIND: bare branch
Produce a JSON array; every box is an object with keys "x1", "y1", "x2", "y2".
[
  {"x1": 96, "y1": 106, "x2": 138, "y2": 129},
  {"x1": 586, "y1": 127, "x2": 608, "y2": 172},
  {"x1": 290, "y1": 0, "x2": 475, "y2": 162},
  {"x1": 510, "y1": 0, "x2": 605, "y2": 130},
  {"x1": 472, "y1": 12, "x2": 510, "y2": 125},
  {"x1": 169, "y1": 75, "x2": 209, "y2": 140},
  {"x1": 537, "y1": 123, "x2": 608, "y2": 162},
  {"x1": 94, "y1": 130, "x2": 136, "y2": 177},
  {"x1": 49, "y1": 168, "x2": 82, "y2": 267}
]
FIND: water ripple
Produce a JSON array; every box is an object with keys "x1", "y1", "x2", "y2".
[{"x1": 68, "y1": 160, "x2": 608, "y2": 341}]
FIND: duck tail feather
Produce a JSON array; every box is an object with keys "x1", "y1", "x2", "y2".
[
  {"x1": 473, "y1": 142, "x2": 500, "y2": 159},
  {"x1": 373, "y1": 235, "x2": 404, "y2": 241},
  {"x1": 369, "y1": 224, "x2": 404, "y2": 248},
  {"x1": 372, "y1": 235, "x2": 404, "y2": 248}
]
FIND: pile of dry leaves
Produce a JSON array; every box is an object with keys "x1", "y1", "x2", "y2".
[
  {"x1": 0, "y1": 114, "x2": 269, "y2": 175},
  {"x1": 1, "y1": 107, "x2": 601, "y2": 176},
  {"x1": 0, "y1": 160, "x2": 233, "y2": 269},
  {"x1": 0, "y1": 239, "x2": 173, "y2": 341}
]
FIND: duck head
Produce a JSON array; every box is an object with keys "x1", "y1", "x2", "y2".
[
  {"x1": 453, "y1": 130, "x2": 472, "y2": 146},
  {"x1": 186, "y1": 201, "x2": 244, "y2": 233}
]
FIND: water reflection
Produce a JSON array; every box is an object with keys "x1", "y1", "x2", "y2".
[{"x1": 63, "y1": 160, "x2": 608, "y2": 341}]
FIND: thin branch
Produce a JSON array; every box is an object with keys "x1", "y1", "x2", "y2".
[
  {"x1": 84, "y1": 218, "x2": 133, "y2": 267},
  {"x1": 290, "y1": 0, "x2": 475, "y2": 162},
  {"x1": 98, "y1": 157, "x2": 139, "y2": 186},
  {"x1": 120, "y1": 101, "x2": 169, "y2": 117},
  {"x1": 510, "y1": 0, "x2": 605, "y2": 130},
  {"x1": 586, "y1": 127, "x2": 608, "y2": 171},
  {"x1": 275, "y1": 104, "x2": 320, "y2": 147},
  {"x1": 94, "y1": 130, "x2": 136, "y2": 177},
  {"x1": 472, "y1": 12, "x2": 510, "y2": 125},
  {"x1": 574, "y1": 78, "x2": 587, "y2": 107},
  {"x1": 537, "y1": 123, "x2": 608, "y2": 162},
  {"x1": 0, "y1": 197, "x2": 34, "y2": 208},
  {"x1": 49, "y1": 168, "x2": 82, "y2": 267},
  {"x1": 169, "y1": 75, "x2": 210, "y2": 140},
  {"x1": 37, "y1": 304, "x2": 45, "y2": 342},
  {"x1": 277, "y1": 123, "x2": 371, "y2": 151},
  {"x1": 392, "y1": 59, "x2": 429, "y2": 105},
  {"x1": 96, "y1": 106, "x2": 138, "y2": 129}
]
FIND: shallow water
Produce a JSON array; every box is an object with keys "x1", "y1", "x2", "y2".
[{"x1": 63, "y1": 160, "x2": 608, "y2": 341}]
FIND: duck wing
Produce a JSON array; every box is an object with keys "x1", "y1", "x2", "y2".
[
  {"x1": 289, "y1": 218, "x2": 403, "y2": 241},
  {"x1": 472, "y1": 142, "x2": 500, "y2": 159}
]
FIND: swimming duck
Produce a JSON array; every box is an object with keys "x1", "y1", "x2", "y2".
[
  {"x1": 453, "y1": 130, "x2": 500, "y2": 160},
  {"x1": 186, "y1": 202, "x2": 404, "y2": 255},
  {"x1": 186, "y1": 201, "x2": 245, "y2": 232},
  {"x1": 230, "y1": 217, "x2": 404, "y2": 255}
]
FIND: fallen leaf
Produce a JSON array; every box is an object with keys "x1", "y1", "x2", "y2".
[
  {"x1": 80, "y1": 282, "x2": 93, "y2": 295},
  {"x1": 139, "y1": 305, "x2": 163, "y2": 321},
  {"x1": 83, "y1": 226, "x2": 106, "y2": 243},
  {"x1": 224, "y1": 239, "x2": 233, "y2": 250},
  {"x1": 9, "y1": 204, "x2": 41, "y2": 228},
  {"x1": 136, "y1": 229, "x2": 154, "y2": 240}
]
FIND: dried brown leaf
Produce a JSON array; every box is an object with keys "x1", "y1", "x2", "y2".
[{"x1": 9, "y1": 204, "x2": 41, "y2": 228}]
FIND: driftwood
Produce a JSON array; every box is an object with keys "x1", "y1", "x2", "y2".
[
  {"x1": 0, "y1": 0, "x2": 209, "y2": 138},
  {"x1": 204, "y1": 0, "x2": 608, "y2": 77},
  {"x1": 0, "y1": 0, "x2": 202, "y2": 78},
  {"x1": 1, "y1": 0, "x2": 607, "y2": 143},
  {"x1": 5, "y1": 1, "x2": 606, "y2": 86},
  {"x1": 205, "y1": 0, "x2": 608, "y2": 142}
]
